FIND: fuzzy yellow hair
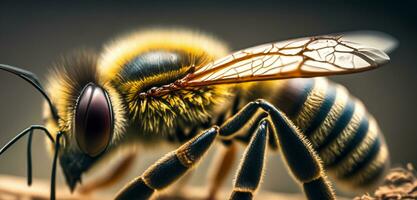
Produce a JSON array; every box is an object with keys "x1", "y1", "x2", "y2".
[
  {"x1": 98, "y1": 28, "x2": 230, "y2": 82},
  {"x1": 98, "y1": 28, "x2": 233, "y2": 135},
  {"x1": 43, "y1": 51, "x2": 127, "y2": 150}
]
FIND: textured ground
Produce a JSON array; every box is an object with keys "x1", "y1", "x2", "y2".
[
  {"x1": 0, "y1": 165, "x2": 415, "y2": 200},
  {"x1": 0, "y1": 177, "x2": 311, "y2": 200},
  {"x1": 0, "y1": 175, "x2": 344, "y2": 200}
]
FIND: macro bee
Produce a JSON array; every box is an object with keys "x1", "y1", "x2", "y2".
[{"x1": 0, "y1": 28, "x2": 396, "y2": 200}]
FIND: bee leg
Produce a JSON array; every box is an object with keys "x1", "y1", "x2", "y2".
[
  {"x1": 207, "y1": 141, "x2": 237, "y2": 200},
  {"x1": 114, "y1": 99, "x2": 334, "y2": 200},
  {"x1": 162, "y1": 168, "x2": 194, "y2": 198},
  {"x1": 114, "y1": 127, "x2": 219, "y2": 200},
  {"x1": 256, "y1": 100, "x2": 336, "y2": 200},
  {"x1": 218, "y1": 99, "x2": 335, "y2": 200},
  {"x1": 162, "y1": 126, "x2": 204, "y2": 198},
  {"x1": 78, "y1": 151, "x2": 137, "y2": 194},
  {"x1": 229, "y1": 120, "x2": 269, "y2": 200}
]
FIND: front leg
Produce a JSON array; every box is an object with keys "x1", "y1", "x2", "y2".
[{"x1": 115, "y1": 127, "x2": 219, "y2": 200}]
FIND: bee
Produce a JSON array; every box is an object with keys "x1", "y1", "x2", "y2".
[{"x1": 0, "y1": 28, "x2": 396, "y2": 200}]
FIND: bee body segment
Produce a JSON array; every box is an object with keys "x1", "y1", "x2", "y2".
[{"x1": 259, "y1": 77, "x2": 390, "y2": 190}]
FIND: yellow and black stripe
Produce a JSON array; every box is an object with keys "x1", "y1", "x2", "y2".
[
  {"x1": 272, "y1": 77, "x2": 389, "y2": 190},
  {"x1": 97, "y1": 29, "x2": 232, "y2": 136}
]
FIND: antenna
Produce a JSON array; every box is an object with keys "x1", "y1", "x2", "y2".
[{"x1": 0, "y1": 64, "x2": 59, "y2": 120}]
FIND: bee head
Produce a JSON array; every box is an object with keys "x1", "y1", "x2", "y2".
[
  {"x1": 57, "y1": 82, "x2": 116, "y2": 191},
  {"x1": 41, "y1": 52, "x2": 127, "y2": 192},
  {"x1": 0, "y1": 61, "x2": 120, "y2": 193}
]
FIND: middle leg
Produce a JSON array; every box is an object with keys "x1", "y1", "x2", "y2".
[{"x1": 229, "y1": 119, "x2": 269, "y2": 200}]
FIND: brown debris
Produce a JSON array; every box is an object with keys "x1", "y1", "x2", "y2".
[{"x1": 354, "y1": 164, "x2": 417, "y2": 200}]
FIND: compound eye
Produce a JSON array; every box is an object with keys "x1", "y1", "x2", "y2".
[{"x1": 74, "y1": 83, "x2": 113, "y2": 157}]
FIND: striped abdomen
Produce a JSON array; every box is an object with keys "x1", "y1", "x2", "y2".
[{"x1": 272, "y1": 78, "x2": 389, "y2": 190}]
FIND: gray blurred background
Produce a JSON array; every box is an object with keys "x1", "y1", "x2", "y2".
[{"x1": 0, "y1": 0, "x2": 416, "y2": 197}]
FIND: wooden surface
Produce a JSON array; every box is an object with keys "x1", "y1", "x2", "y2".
[
  {"x1": 0, "y1": 175, "x2": 348, "y2": 200},
  {"x1": 2, "y1": 166, "x2": 416, "y2": 200},
  {"x1": 0, "y1": 175, "x2": 103, "y2": 200},
  {"x1": 1, "y1": 167, "x2": 415, "y2": 199}
]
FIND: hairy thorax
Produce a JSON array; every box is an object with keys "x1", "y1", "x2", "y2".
[{"x1": 96, "y1": 29, "x2": 233, "y2": 144}]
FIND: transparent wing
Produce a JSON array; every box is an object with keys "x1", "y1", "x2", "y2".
[
  {"x1": 342, "y1": 30, "x2": 398, "y2": 53},
  {"x1": 182, "y1": 35, "x2": 390, "y2": 87}
]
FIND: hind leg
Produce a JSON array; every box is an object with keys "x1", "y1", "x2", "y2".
[{"x1": 257, "y1": 100, "x2": 336, "y2": 200}]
